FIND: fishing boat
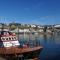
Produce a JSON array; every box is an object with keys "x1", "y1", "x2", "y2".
[{"x1": 0, "y1": 31, "x2": 43, "y2": 60}]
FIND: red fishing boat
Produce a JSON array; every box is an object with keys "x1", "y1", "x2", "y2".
[{"x1": 0, "y1": 31, "x2": 43, "y2": 60}]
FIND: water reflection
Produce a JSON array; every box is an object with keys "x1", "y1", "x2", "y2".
[
  {"x1": 18, "y1": 33, "x2": 60, "y2": 46},
  {"x1": 17, "y1": 33, "x2": 60, "y2": 60}
]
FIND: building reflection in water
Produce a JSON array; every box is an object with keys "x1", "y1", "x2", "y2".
[
  {"x1": 18, "y1": 33, "x2": 60, "y2": 60},
  {"x1": 18, "y1": 33, "x2": 60, "y2": 47}
]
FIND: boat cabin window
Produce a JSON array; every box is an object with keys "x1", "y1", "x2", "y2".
[
  {"x1": 6, "y1": 38, "x2": 9, "y2": 40},
  {"x1": 9, "y1": 32, "x2": 12, "y2": 35},
  {"x1": 9, "y1": 37, "x2": 11, "y2": 40},
  {"x1": 4, "y1": 32, "x2": 9, "y2": 35},
  {"x1": 0, "y1": 31, "x2": 9, "y2": 35},
  {"x1": 12, "y1": 37, "x2": 14, "y2": 40},
  {"x1": 1, "y1": 37, "x2": 17, "y2": 41},
  {"x1": 11, "y1": 36, "x2": 16, "y2": 40},
  {"x1": 1, "y1": 37, "x2": 5, "y2": 40},
  {"x1": 14, "y1": 37, "x2": 16, "y2": 40}
]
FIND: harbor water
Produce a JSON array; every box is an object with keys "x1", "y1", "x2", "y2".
[{"x1": 18, "y1": 33, "x2": 60, "y2": 60}]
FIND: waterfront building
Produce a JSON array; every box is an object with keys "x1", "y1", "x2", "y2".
[
  {"x1": 54, "y1": 24, "x2": 60, "y2": 29},
  {"x1": 30, "y1": 24, "x2": 36, "y2": 28}
]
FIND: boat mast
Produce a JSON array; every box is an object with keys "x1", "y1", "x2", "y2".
[
  {"x1": 2, "y1": 23, "x2": 4, "y2": 31},
  {"x1": 17, "y1": 25, "x2": 19, "y2": 40}
]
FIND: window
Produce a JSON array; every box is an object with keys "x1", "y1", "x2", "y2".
[
  {"x1": 1, "y1": 37, "x2": 5, "y2": 40},
  {"x1": 6, "y1": 38, "x2": 9, "y2": 40},
  {"x1": 9, "y1": 37, "x2": 11, "y2": 40},
  {"x1": 14, "y1": 37, "x2": 16, "y2": 40},
  {"x1": 12, "y1": 37, "x2": 14, "y2": 40}
]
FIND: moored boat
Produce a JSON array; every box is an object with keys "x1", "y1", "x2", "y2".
[{"x1": 0, "y1": 31, "x2": 43, "y2": 60}]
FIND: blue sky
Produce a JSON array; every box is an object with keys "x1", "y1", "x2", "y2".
[{"x1": 0, "y1": 0, "x2": 60, "y2": 25}]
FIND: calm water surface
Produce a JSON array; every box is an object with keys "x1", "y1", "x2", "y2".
[{"x1": 18, "y1": 33, "x2": 60, "y2": 60}]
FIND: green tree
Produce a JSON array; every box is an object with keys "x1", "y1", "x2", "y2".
[{"x1": 43, "y1": 26, "x2": 47, "y2": 32}]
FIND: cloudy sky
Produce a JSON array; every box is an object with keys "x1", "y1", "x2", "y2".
[{"x1": 0, "y1": 0, "x2": 60, "y2": 25}]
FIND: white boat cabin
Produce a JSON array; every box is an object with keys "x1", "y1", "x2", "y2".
[{"x1": 0, "y1": 31, "x2": 20, "y2": 47}]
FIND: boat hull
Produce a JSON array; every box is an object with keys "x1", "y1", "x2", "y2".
[{"x1": 0, "y1": 46, "x2": 43, "y2": 59}]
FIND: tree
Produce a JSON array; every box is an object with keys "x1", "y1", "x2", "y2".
[{"x1": 43, "y1": 26, "x2": 47, "y2": 32}]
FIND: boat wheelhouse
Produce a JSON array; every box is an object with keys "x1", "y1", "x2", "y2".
[{"x1": 0, "y1": 31, "x2": 20, "y2": 47}]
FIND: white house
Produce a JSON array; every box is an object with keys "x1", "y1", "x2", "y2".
[
  {"x1": 11, "y1": 27, "x2": 30, "y2": 33},
  {"x1": 54, "y1": 24, "x2": 60, "y2": 28},
  {"x1": 37, "y1": 25, "x2": 44, "y2": 29},
  {"x1": 30, "y1": 24, "x2": 36, "y2": 28},
  {"x1": 38, "y1": 29, "x2": 44, "y2": 32}
]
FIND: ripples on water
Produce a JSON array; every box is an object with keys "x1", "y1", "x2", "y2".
[{"x1": 17, "y1": 33, "x2": 60, "y2": 60}]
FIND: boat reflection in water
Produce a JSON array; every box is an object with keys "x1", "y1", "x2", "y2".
[
  {"x1": 19, "y1": 32, "x2": 60, "y2": 60},
  {"x1": 0, "y1": 31, "x2": 43, "y2": 60}
]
